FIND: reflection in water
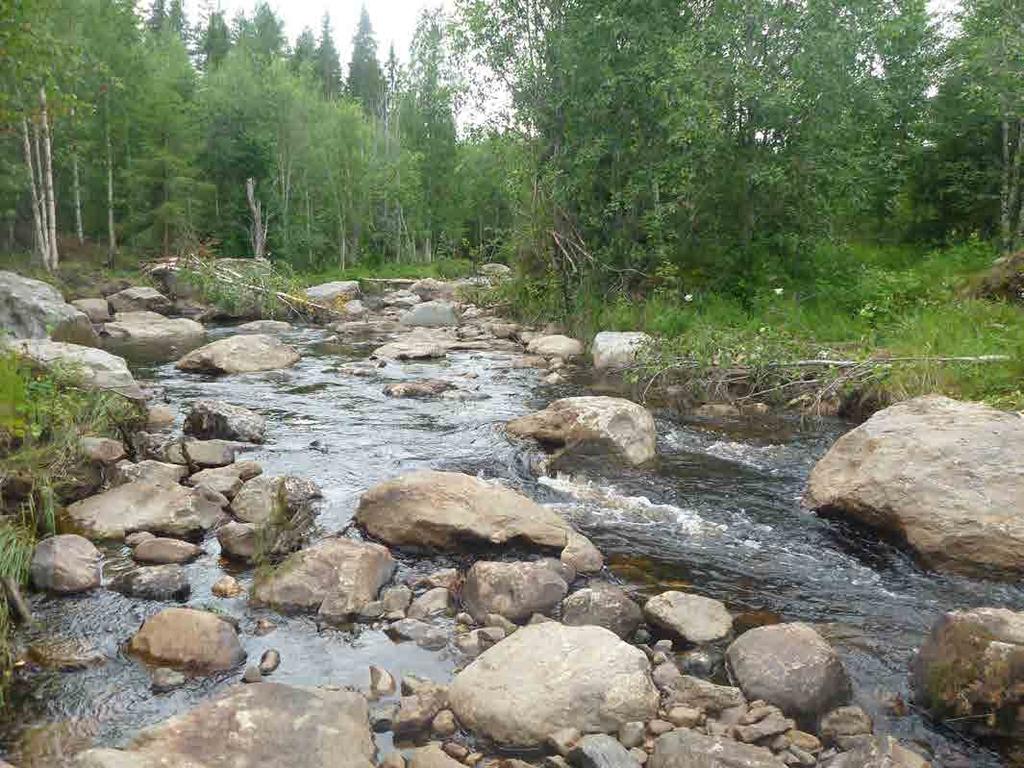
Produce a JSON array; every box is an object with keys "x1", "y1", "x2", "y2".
[{"x1": 4, "y1": 323, "x2": 1022, "y2": 767}]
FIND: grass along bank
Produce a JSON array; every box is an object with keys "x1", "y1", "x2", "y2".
[
  {"x1": 0, "y1": 354, "x2": 144, "y2": 703},
  {"x1": 492, "y1": 240, "x2": 1024, "y2": 413}
]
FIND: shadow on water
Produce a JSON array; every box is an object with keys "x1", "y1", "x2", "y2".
[{"x1": 3, "y1": 323, "x2": 1022, "y2": 767}]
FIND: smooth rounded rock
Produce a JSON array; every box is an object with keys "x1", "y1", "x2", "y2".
[
  {"x1": 643, "y1": 591, "x2": 733, "y2": 644},
  {"x1": 726, "y1": 623, "x2": 851, "y2": 726},
  {"x1": 132, "y1": 538, "x2": 202, "y2": 564},
  {"x1": 176, "y1": 334, "x2": 300, "y2": 375},
  {"x1": 128, "y1": 607, "x2": 245, "y2": 670},
  {"x1": 462, "y1": 559, "x2": 569, "y2": 623},
  {"x1": 448, "y1": 623, "x2": 659, "y2": 748},
  {"x1": 561, "y1": 582, "x2": 642, "y2": 639},
  {"x1": 30, "y1": 535, "x2": 101, "y2": 594}
]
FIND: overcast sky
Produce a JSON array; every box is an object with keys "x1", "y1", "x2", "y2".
[{"x1": 186, "y1": 0, "x2": 959, "y2": 65}]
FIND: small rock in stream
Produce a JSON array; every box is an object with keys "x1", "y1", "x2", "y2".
[
  {"x1": 242, "y1": 665, "x2": 262, "y2": 683},
  {"x1": 569, "y1": 734, "x2": 642, "y2": 768},
  {"x1": 255, "y1": 618, "x2": 276, "y2": 636},
  {"x1": 369, "y1": 665, "x2": 396, "y2": 698},
  {"x1": 151, "y1": 667, "x2": 186, "y2": 693},
  {"x1": 212, "y1": 574, "x2": 242, "y2": 598},
  {"x1": 258, "y1": 649, "x2": 280, "y2": 675}
]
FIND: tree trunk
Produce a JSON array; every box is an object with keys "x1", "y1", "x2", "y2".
[
  {"x1": 21, "y1": 118, "x2": 46, "y2": 265},
  {"x1": 1011, "y1": 118, "x2": 1024, "y2": 251},
  {"x1": 71, "y1": 107, "x2": 83, "y2": 244},
  {"x1": 39, "y1": 87, "x2": 59, "y2": 271},
  {"x1": 1001, "y1": 119, "x2": 1012, "y2": 253},
  {"x1": 246, "y1": 177, "x2": 268, "y2": 259},
  {"x1": 105, "y1": 123, "x2": 118, "y2": 267}
]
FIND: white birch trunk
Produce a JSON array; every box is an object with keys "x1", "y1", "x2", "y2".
[
  {"x1": 71, "y1": 107, "x2": 83, "y2": 244},
  {"x1": 246, "y1": 177, "x2": 268, "y2": 259},
  {"x1": 21, "y1": 118, "x2": 46, "y2": 265},
  {"x1": 39, "y1": 87, "x2": 59, "y2": 271}
]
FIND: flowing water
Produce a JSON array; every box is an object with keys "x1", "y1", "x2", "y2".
[{"x1": 4, "y1": 322, "x2": 1024, "y2": 766}]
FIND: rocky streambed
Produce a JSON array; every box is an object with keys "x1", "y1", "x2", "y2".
[{"x1": 1, "y1": 269, "x2": 1023, "y2": 768}]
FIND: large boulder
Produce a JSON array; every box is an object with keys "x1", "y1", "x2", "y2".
[
  {"x1": 231, "y1": 475, "x2": 321, "y2": 524},
  {"x1": 561, "y1": 582, "x2": 643, "y2": 639},
  {"x1": 462, "y1": 559, "x2": 569, "y2": 623},
  {"x1": 63, "y1": 480, "x2": 224, "y2": 540},
  {"x1": 73, "y1": 683, "x2": 374, "y2": 768},
  {"x1": 176, "y1": 334, "x2": 300, "y2": 374},
  {"x1": 30, "y1": 535, "x2": 101, "y2": 594},
  {"x1": 725, "y1": 623, "x2": 851, "y2": 726},
  {"x1": 410, "y1": 278, "x2": 454, "y2": 302},
  {"x1": 355, "y1": 470, "x2": 580, "y2": 555},
  {"x1": 305, "y1": 280, "x2": 361, "y2": 307},
  {"x1": 805, "y1": 395, "x2": 1024, "y2": 577},
  {"x1": 184, "y1": 400, "x2": 266, "y2": 443},
  {"x1": 251, "y1": 537, "x2": 396, "y2": 622},
  {"x1": 400, "y1": 301, "x2": 460, "y2": 328},
  {"x1": 0, "y1": 271, "x2": 96, "y2": 345},
  {"x1": 128, "y1": 607, "x2": 244, "y2": 670},
  {"x1": 106, "y1": 286, "x2": 172, "y2": 314},
  {"x1": 507, "y1": 396, "x2": 657, "y2": 466},
  {"x1": 911, "y1": 607, "x2": 1024, "y2": 746},
  {"x1": 527, "y1": 334, "x2": 584, "y2": 359},
  {"x1": 643, "y1": 591, "x2": 733, "y2": 644},
  {"x1": 10, "y1": 340, "x2": 143, "y2": 399},
  {"x1": 591, "y1": 332, "x2": 651, "y2": 372},
  {"x1": 99, "y1": 311, "x2": 205, "y2": 362},
  {"x1": 71, "y1": 298, "x2": 111, "y2": 323},
  {"x1": 448, "y1": 623, "x2": 659, "y2": 748},
  {"x1": 649, "y1": 729, "x2": 786, "y2": 768}
]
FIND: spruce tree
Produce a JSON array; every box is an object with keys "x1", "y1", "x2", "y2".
[
  {"x1": 347, "y1": 6, "x2": 383, "y2": 117},
  {"x1": 314, "y1": 14, "x2": 343, "y2": 100}
]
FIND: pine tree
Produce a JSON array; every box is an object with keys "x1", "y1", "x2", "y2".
[
  {"x1": 292, "y1": 27, "x2": 317, "y2": 75},
  {"x1": 314, "y1": 14, "x2": 343, "y2": 100},
  {"x1": 347, "y1": 6, "x2": 383, "y2": 117},
  {"x1": 147, "y1": 0, "x2": 167, "y2": 33},
  {"x1": 199, "y1": 10, "x2": 231, "y2": 70}
]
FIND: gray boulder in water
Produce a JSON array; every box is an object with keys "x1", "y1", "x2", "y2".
[
  {"x1": 30, "y1": 534, "x2": 101, "y2": 594},
  {"x1": 106, "y1": 286, "x2": 172, "y2": 314},
  {"x1": 0, "y1": 270, "x2": 96, "y2": 345},
  {"x1": 400, "y1": 300, "x2": 460, "y2": 328},
  {"x1": 506, "y1": 396, "x2": 657, "y2": 466},
  {"x1": 725, "y1": 623, "x2": 851, "y2": 726},
  {"x1": 805, "y1": 395, "x2": 1024, "y2": 577},
  {"x1": 462, "y1": 559, "x2": 569, "y2": 623},
  {"x1": 176, "y1": 334, "x2": 300, "y2": 374},
  {"x1": 99, "y1": 311, "x2": 205, "y2": 362},
  {"x1": 184, "y1": 399, "x2": 267, "y2": 443}
]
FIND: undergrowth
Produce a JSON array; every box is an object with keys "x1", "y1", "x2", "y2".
[
  {"x1": 490, "y1": 239, "x2": 1024, "y2": 411},
  {"x1": 0, "y1": 353, "x2": 143, "y2": 704}
]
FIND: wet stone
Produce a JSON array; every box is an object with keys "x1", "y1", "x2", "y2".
[{"x1": 151, "y1": 667, "x2": 186, "y2": 693}]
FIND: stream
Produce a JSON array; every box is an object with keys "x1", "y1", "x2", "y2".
[{"x1": 4, "y1": 320, "x2": 1024, "y2": 766}]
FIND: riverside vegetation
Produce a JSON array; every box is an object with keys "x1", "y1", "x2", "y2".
[{"x1": 1, "y1": 0, "x2": 1024, "y2": 767}]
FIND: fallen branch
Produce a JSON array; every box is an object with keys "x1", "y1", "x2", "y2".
[{"x1": 2, "y1": 576, "x2": 33, "y2": 626}]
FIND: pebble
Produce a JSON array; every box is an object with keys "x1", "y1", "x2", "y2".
[
  {"x1": 443, "y1": 743, "x2": 469, "y2": 760},
  {"x1": 547, "y1": 727, "x2": 581, "y2": 756},
  {"x1": 241, "y1": 665, "x2": 262, "y2": 683},
  {"x1": 255, "y1": 618, "x2": 276, "y2": 636},
  {"x1": 456, "y1": 612, "x2": 474, "y2": 626},
  {"x1": 647, "y1": 719, "x2": 673, "y2": 736},
  {"x1": 432, "y1": 709, "x2": 458, "y2": 737},
  {"x1": 653, "y1": 639, "x2": 673, "y2": 652},
  {"x1": 258, "y1": 648, "x2": 280, "y2": 675},
  {"x1": 629, "y1": 749, "x2": 648, "y2": 765},
  {"x1": 369, "y1": 665, "x2": 396, "y2": 698},
  {"x1": 785, "y1": 729, "x2": 821, "y2": 753},
  {"x1": 666, "y1": 706, "x2": 702, "y2": 728},
  {"x1": 212, "y1": 574, "x2": 241, "y2": 598},
  {"x1": 464, "y1": 753, "x2": 483, "y2": 766},
  {"x1": 484, "y1": 613, "x2": 517, "y2": 635},
  {"x1": 618, "y1": 722, "x2": 645, "y2": 749},
  {"x1": 151, "y1": 667, "x2": 185, "y2": 693}
]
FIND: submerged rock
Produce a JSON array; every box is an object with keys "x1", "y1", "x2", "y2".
[
  {"x1": 384, "y1": 379, "x2": 456, "y2": 398},
  {"x1": 184, "y1": 399, "x2": 267, "y2": 443},
  {"x1": 805, "y1": 395, "x2": 1024, "y2": 577},
  {"x1": 74, "y1": 683, "x2": 373, "y2": 768},
  {"x1": 355, "y1": 470, "x2": 584, "y2": 558},
  {"x1": 176, "y1": 333, "x2": 300, "y2": 374},
  {"x1": 448, "y1": 623, "x2": 659, "y2": 748},
  {"x1": 251, "y1": 536, "x2": 396, "y2": 622},
  {"x1": 132, "y1": 537, "x2": 202, "y2": 564},
  {"x1": 507, "y1": 396, "x2": 657, "y2": 466},
  {"x1": 63, "y1": 480, "x2": 224, "y2": 540},
  {"x1": 236, "y1": 319, "x2": 293, "y2": 334},
  {"x1": 911, "y1": 606, "x2": 1024, "y2": 747},
  {"x1": 10, "y1": 339, "x2": 143, "y2": 399},
  {"x1": 30, "y1": 535, "x2": 101, "y2": 594},
  {"x1": 0, "y1": 270, "x2": 96, "y2": 345},
  {"x1": 462, "y1": 559, "x2": 569, "y2": 623},
  {"x1": 100, "y1": 311, "x2": 205, "y2": 362},
  {"x1": 128, "y1": 607, "x2": 244, "y2": 670},
  {"x1": 643, "y1": 591, "x2": 733, "y2": 644},
  {"x1": 109, "y1": 564, "x2": 191, "y2": 601},
  {"x1": 591, "y1": 332, "x2": 651, "y2": 371},
  {"x1": 726, "y1": 623, "x2": 851, "y2": 725}
]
